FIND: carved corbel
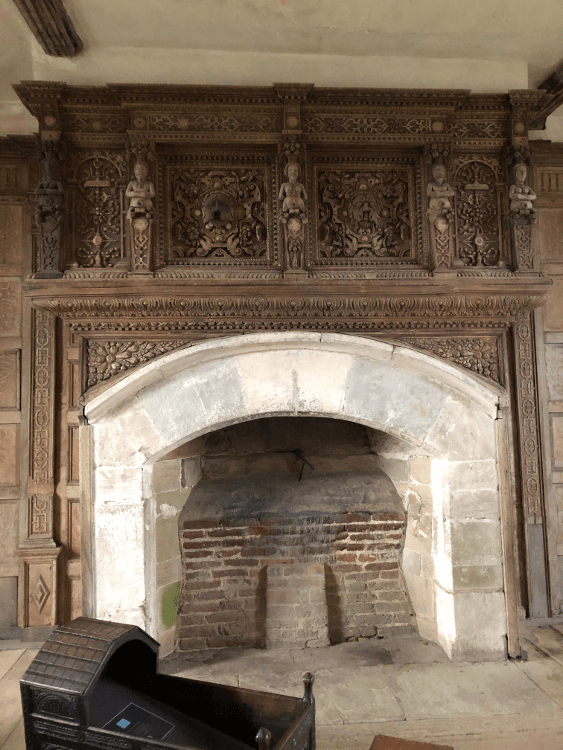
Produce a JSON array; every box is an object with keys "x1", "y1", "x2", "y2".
[
  {"x1": 273, "y1": 83, "x2": 313, "y2": 134},
  {"x1": 126, "y1": 137, "x2": 156, "y2": 275},
  {"x1": 424, "y1": 143, "x2": 455, "y2": 271},
  {"x1": 33, "y1": 136, "x2": 65, "y2": 279},
  {"x1": 278, "y1": 140, "x2": 308, "y2": 277}
]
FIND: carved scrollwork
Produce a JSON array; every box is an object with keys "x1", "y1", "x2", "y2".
[
  {"x1": 144, "y1": 113, "x2": 280, "y2": 133},
  {"x1": 69, "y1": 151, "x2": 126, "y2": 269},
  {"x1": 316, "y1": 168, "x2": 413, "y2": 264},
  {"x1": 87, "y1": 340, "x2": 189, "y2": 386},
  {"x1": 167, "y1": 167, "x2": 269, "y2": 265},
  {"x1": 304, "y1": 116, "x2": 431, "y2": 135}
]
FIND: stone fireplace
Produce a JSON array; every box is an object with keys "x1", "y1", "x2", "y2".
[{"x1": 82, "y1": 332, "x2": 507, "y2": 662}]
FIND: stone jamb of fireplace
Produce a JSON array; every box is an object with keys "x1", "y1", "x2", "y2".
[{"x1": 81, "y1": 332, "x2": 508, "y2": 661}]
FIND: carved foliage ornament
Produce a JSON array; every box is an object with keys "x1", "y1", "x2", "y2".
[
  {"x1": 45, "y1": 294, "x2": 540, "y2": 320},
  {"x1": 167, "y1": 167, "x2": 269, "y2": 265},
  {"x1": 87, "y1": 340, "x2": 188, "y2": 387},
  {"x1": 403, "y1": 337, "x2": 500, "y2": 382},
  {"x1": 317, "y1": 168, "x2": 412, "y2": 263},
  {"x1": 87, "y1": 335, "x2": 501, "y2": 388}
]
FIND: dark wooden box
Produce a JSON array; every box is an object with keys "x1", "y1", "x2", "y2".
[{"x1": 20, "y1": 617, "x2": 315, "y2": 750}]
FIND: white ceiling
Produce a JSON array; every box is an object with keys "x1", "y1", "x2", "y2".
[{"x1": 2, "y1": 0, "x2": 563, "y2": 135}]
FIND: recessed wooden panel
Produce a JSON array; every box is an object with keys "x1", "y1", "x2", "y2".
[
  {"x1": 0, "y1": 503, "x2": 18, "y2": 563},
  {"x1": 68, "y1": 426, "x2": 80, "y2": 483},
  {"x1": 0, "y1": 279, "x2": 21, "y2": 337},
  {"x1": 538, "y1": 209, "x2": 563, "y2": 262},
  {"x1": 0, "y1": 205, "x2": 23, "y2": 266},
  {"x1": 552, "y1": 415, "x2": 563, "y2": 470},
  {"x1": 0, "y1": 351, "x2": 20, "y2": 410},
  {"x1": 69, "y1": 499, "x2": 81, "y2": 558},
  {"x1": 546, "y1": 345, "x2": 563, "y2": 402},
  {"x1": 0, "y1": 424, "x2": 18, "y2": 486},
  {"x1": 70, "y1": 576, "x2": 82, "y2": 620}
]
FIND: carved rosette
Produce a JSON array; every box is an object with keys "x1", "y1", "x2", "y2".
[
  {"x1": 34, "y1": 138, "x2": 64, "y2": 279},
  {"x1": 279, "y1": 140, "x2": 308, "y2": 273}
]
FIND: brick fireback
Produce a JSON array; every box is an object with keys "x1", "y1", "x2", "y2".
[{"x1": 179, "y1": 510, "x2": 414, "y2": 651}]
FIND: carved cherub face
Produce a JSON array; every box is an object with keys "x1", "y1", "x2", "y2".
[
  {"x1": 515, "y1": 163, "x2": 527, "y2": 183},
  {"x1": 134, "y1": 162, "x2": 148, "y2": 182},
  {"x1": 432, "y1": 164, "x2": 446, "y2": 182},
  {"x1": 286, "y1": 163, "x2": 299, "y2": 182}
]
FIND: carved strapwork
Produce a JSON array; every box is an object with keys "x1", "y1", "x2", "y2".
[
  {"x1": 34, "y1": 137, "x2": 65, "y2": 279},
  {"x1": 279, "y1": 139, "x2": 308, "y2": 275},
  {"x1": 425, "y1": 143, "x2": 454, "y2": 271}
]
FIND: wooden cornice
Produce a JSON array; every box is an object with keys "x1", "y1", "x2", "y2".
[{"x1": 12, "y1": 0, "x2": 83, "y2": 58}]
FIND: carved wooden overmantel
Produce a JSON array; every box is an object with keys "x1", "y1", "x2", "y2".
[{"x1": 12, "y1": 81, "x2": 555, "y2": 647}]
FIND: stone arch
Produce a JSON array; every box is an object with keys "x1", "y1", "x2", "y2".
[{"x1": 82, "y1": 332, "x2": 507, "y2": 661}]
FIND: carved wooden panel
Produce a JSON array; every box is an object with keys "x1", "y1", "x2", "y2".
[
  {"x1": 451, "y1": 155, "x2": 506, "y2": 267},
  {"x1": 311, "y1": 155, "x2": 426, "y2": 271},
  {"x1": 68, "y1": 150, "x2": 126, "y2": 269},
  {"x1": 157, "y1": 152, "x2": 277, "y2": 273}
]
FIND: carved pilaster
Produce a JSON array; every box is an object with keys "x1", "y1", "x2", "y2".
[
  {"x1": 33, "y1": 137, "x2": 64, "y2": 279},
  {"x1": 513, "y1": 311, "x2": 549, "y2": 616},
  {"x1": 279, "y1": 139, "x2": 308, "y2": 277},
  {"x1": 424, "y1": 143, "x2": 454, "y2": 271},
  {"x1": 26, "y1": 309, "x2": 57, "y2": 546}
]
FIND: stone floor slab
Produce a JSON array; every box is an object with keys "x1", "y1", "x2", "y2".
[
  {"x1": 379, "y1": 661, "x2": 561, "y2": 720},
  {"x1": 0, "y1": 652, "x2": 24, "y2": 683}
]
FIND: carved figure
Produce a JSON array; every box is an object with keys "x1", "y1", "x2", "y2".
[
  {"x1": 126, "y1": 159, "x2": 155, "y2": 271},
  {"x1": 509, "y1": 163, "x2": 537, "y2": 216},
  {"x1": 427, "y1": 163, "x2": 454, "y2": 225},
  {"x1": 35, "y1": 141, "x2": 64, "y2": 278},
  {"x1": 126, "y1": 160, "x2": 155, "y2": 214},
  {"x1": 279, "y1": 162, "x2": 308, "y2": 222}
]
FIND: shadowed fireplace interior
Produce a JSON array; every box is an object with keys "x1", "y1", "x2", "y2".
[{"x1": 152, "y1": 417, "x2": 437, "y2": 655}]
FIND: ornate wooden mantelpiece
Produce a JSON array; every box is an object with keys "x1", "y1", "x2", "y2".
[{"x1": 10, "y1": 81, "x2": 555, "y2": 645}]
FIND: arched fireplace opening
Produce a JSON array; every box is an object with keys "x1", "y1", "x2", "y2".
[
  {"x1": 83, "y1": 332, "x2": 507, "y2": 663},
  {"x1": 153, "y1": 417, "x2": 424, "y2": 654}
]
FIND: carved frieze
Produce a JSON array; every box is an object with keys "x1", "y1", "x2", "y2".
[
  {"x1": 160, "y1": 158, "x2": 274, "y2": 268},
  {"x1": 43, "y1": 293, "x2": 542, "y2": 321},
  {"x1": 452, "y1": 155, "x2": 504, "y2": 267},
  {"x1": 141, "y1": 112, "x2": 281, "y2": 133},
  {"x1": 303, "y1": 115, "x2": 432, "y2": 136},
  {"x1": 68, "y1": 151, "x2": 126, "y2": 270},
  {"x1": 314, "y1": 161, "x2": 420, "y2": 267}
]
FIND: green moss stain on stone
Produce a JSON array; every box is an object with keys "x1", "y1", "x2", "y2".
[{"x1": 162, "y1": 580, "x2": 181, "y2": 627}]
